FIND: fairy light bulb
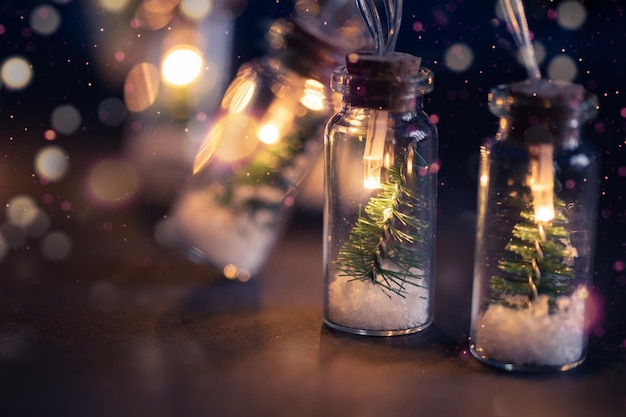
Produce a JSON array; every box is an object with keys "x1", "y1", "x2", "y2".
[
  {"x1": 256, "y1": 92, "x2": 298, "y2": 145},
  {"x1": 161, "y1": 46, "x2": 203, "y2": 87},
  {"x1": 529, "y1": 143, "x2": 555, "y2": 222},
  {"x1": 257, "y1": 124, "x2": 281, "y2": 145},
  {"x1": 362, "y1": 110, "x2": 388, "y2": 189}
]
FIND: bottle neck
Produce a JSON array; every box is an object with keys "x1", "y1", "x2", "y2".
[
  {"x1": 331, "y1": 54, "x2": 433, "y2": 112},
  {"x1": 490, "y1": 80, "x2": 597, "y2": 150},
  {"x1": 341, "y1": 94, "x2": 424, "y2": 114},
  {"x1": 343, "y1": 81, "x2": 423, "y2": 112},
  {"x1": 501, "y1": 106, "x2": 584, "y2": 150}
]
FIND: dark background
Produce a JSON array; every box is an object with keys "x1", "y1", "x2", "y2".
[{"x1": 1, "y1": 1, "x2": 625, "y2": 416}]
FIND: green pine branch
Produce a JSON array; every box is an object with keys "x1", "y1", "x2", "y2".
[
  {"x1": 490, "y1": 187, "x2": 577, "y2": 310},
  {"x1": 335, "y1": 154, "x2": 429, "y2": 298},
  {"x1": 214, "y1": 116, "x2": 319, "y2": 213}
]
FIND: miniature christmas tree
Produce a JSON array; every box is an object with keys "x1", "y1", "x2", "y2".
[
  {"x1": 335, "y1": 152, "x2": 430, "y2": 297},
  {"x1": 489, "y1": 176, "x2": 578, "y2": 311},
  {"x1": 213, "y1": 117, "x2": 319, "y2": 214}
]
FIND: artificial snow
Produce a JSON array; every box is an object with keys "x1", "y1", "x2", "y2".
[
  {"x1": 170, "y1": 184, "x2": 283, "y2": 275},
  {"x1": 474, "y1": 287, "x2": 588, "y2": 367},
  {"x1": 327, "y1": 269, "x2": 431, "y2": 333}
]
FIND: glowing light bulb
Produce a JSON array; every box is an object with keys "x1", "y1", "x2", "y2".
[
  {"x1": 362, "y1": 110, "x2": 388, "y2": 189},
  {"x1": 529, "y1": 143, "x2": 555, "y2": 222},
  {"x1": 161, "y1": 46, "x2": 203, "y2": 87},
  {"x1": 258, "y1": 124, "x2": 280, "y2": 145},
  {"x1": 256, "y1": 97, "x2": 296, "y2": 145}
]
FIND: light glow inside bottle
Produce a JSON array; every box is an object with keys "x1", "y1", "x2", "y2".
[
  {"x1": 530, "y1": 143, "x2": 555, "y2": 222},
  {"x1": 363, "y1": 156, "x2": 383, "y2": 189},
  {"x1": 258, "y1": 124, "x2": 280, "y2": 145},
  {"x1": 161, "y1": 46, "x2": 203, "y2": 87},
  {"x1": 222, "y1": 67, "x2": 257, "y2": 114},
  {"x1": 362, "y1": 110, "x2": 388, "y2": 189},
  {"x1": 256, "y1": 96, "x2": 296, "y2": 145}
]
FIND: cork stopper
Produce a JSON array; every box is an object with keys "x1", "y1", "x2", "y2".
[
  {"x1": 345, "y1": 52, "x2": 422, "y2": 79},
  {"x1": 491, "y1": 78, "x2": 599, "y2": 123},
  {"x1": 508, "y1": 79, "x2": 585, "y2": 109},
  {"x1": 489, "y1": 79, "x2": 598, "y2": 148},
  {"x1": 334, "y1": 52, "x2": 430, "y2": 110}
]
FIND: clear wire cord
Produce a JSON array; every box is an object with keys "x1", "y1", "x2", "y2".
[
  {"x1": 356, "y1": 0, "x2": 402, "y2": 55},
  {"x1": 498, "y1": 0, "x2": 542, "y2": 80}
]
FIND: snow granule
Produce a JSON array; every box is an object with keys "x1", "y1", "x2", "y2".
[{"x1": 171, "y1": 187, "x2": 281, "y2": 275}]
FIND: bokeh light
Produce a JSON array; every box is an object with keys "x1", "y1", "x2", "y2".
[
  {"x1": 51, "y1": 104, "x2": 82, "y2": 135},
  {"x1": 98, "y1": 97, "x2": 127, "y2": 126},
  {"x1": 180, "y1": 0, "x2": 213, "y2": 21},
  {"x1": 6, "y1": 195, "x2": 39, "y2": 228},
  {"x1": 124, "y1": 62, "x2": 160, "y2": 112},
  {"x1": 444, "y1": 43, "x2": 474, "y2": 73},
  {"x1": 30, "y1": 5, "x2": 61, "y2": 36},
  {"x1": 221, "y1": 65, "x2": 257, "y2": 113},
  {"x1": 41, "y1": 230, "x2": 73, "y2": 261},
  {"x1": 34, "y1": 145, "x2": 70, "y2": 182},
  {"x1": 87, "y1": 159, "x2": 140, "y2": 206},
  {"x1": 294, "y1": 0, "x2": 320, "y2": 18},
  {"x1": 195, "y1": 114, "x2": 257, "y2": 171},
  {"x1": 1, "y1": 56, "x2": 33, "y2": 90},
  {"x1": 98, "y1": 0, "x2": 131, "y2": 13},
  {"x1": 547, "y1": 54, "x2": 578, "y2": 82},
  {"x1": 4, "y1": 194, "x2": 51, "y2": 242},
  {"x1": 161, "y1": 46, "x2": 203, "y2": 87},
  {"x1": 134, "y1": 0, "x2": 178, "y2": 30},
  {"x1": 557, "y1": 1, "x2": 587, "y2": 30},
  {"x1": 44, "y1": 129, "x2": 57, "y2": 141}
]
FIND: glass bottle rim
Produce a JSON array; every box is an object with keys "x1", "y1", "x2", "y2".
[
  {"x1": 488, "y1": 79, "x2": 598, "y2": 121},
  {"x1": 331, "y1": 65, "x2": 434, "y2": 96},
  {"x1": 266, "y1": 18, "x2": 349, "y2": 83}
]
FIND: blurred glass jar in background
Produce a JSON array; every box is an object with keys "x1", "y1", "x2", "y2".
[{"x1": 163, "y1": 15, "x2": 363, "y2": 281}]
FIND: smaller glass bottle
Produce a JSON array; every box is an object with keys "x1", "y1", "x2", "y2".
[
  {"x1": 470, "y1": 79, "x2": 599, "y2": 371},
  {"x1": 323, "y1": 52, "x2": 438, "y2": 336}
]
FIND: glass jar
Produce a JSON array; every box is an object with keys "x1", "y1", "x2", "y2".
[
  {"x1": 323, "y1": 52, "x2": 438, "y2": 336},
  {"x1": 165, "y1": 19, "x2": 349, "y2": 281},
  {"x1": 469, "y1": 79, "x2": 599, "y2": 371}
]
